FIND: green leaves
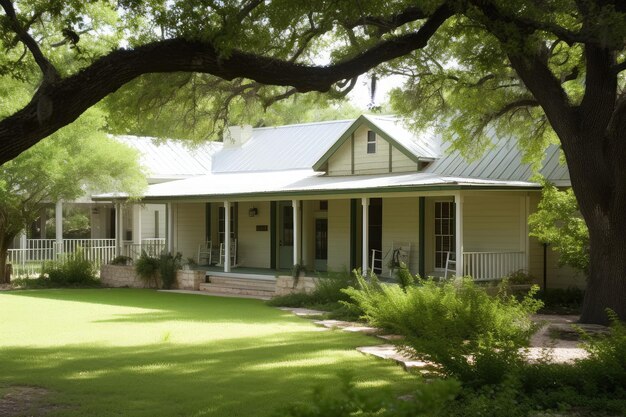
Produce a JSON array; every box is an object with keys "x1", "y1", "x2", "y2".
[{"x1": 528, "y1": 180, "x2": 589, "y2": 273}]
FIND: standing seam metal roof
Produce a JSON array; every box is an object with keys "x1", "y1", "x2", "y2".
[{"x1": 211, "y1": 120, "x2": 354, "y2": 173}]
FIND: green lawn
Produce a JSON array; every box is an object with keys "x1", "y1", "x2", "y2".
[{"x1": 0, "y1": 289, "x2": 416, "y2": 416}]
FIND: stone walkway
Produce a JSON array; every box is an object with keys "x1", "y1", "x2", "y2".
[{"x1": 278, "y1": 308, "x2": 602, "y2": 372}]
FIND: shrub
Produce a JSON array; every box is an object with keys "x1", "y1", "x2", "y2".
[
  {"x1": 275, "y1": 371, "x2": 459, "y2": 417},
  {"x1": 135, "y1": 251, "x2": 160, "y2": 288},
  {"x1": 345, "y1": 274, "x2": 543, "y2": 386},
  {"x1": 159, "y1": 252, "x2": 182, "y2": 289},
  {"x1": 42, "y1": 249, "x2": 99, "y2": 286},
  {"x1": 506, "y1": 270, "x2": 534, "y2": 285},
  {"x1": 268, "y1": 270, "x2": 362, "y2": 320},
  {"x1": 396, "y1": 263, "x2": 415, "y2": 290},
  {"x1": 538, "y1": 287, "x2": 584, "y2": 314},
  {"x1": 110, "y1": 255, "x2": 133, "y2": 266}
]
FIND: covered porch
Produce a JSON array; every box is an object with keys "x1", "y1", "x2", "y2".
[{"x1": 149, "y1": 188, "x2": 533, "y2": 283}]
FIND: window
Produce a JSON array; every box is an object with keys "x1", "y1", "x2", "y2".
[
  {"x1": 367, "y1": 130, "x2": 376, "y2": 154},
  {"x1": 434, "y1": 201, "x2": 455, "y2": 269},
  {"x1": 319, "y1": 200, "x2": 328, "y2": 211},
  {"x1": 218, "y1": 206, "x2": 236, "y2": 244}
]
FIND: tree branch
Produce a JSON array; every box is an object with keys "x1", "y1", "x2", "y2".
[
  {"x1": 492, "y1": 98, "x2": 539, "y2": 118},
  {"x1": 0, "y1": 4, "x2": 454, "y2": 164},
  {"x1": 0, "y1": 0, "x2": 58, "y2": 82},
  {"x1": 344, "y1": 5, "x2": 433, "y2": 35}
]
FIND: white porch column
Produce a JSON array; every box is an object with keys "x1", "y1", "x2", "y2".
[
  {"x1": 132, "y1": 204, "x2": 142, "y2": 246},
  {"x1": 19, "y1": 231, "x2": 27, "y2": 249},
  {"x1": 166, "y1": 203, "x2": 173, "y2": 252},
  {"x1": 361, "y1": 197, "x2": 369, "y2": 274},
  {"x1": 454, "y1": 192, "x2": 464, "y2": 277},
  {"x1": 224, "y1": 201, "x2": 231, "y2": 273},
  {"x1": 118, "y1": 203, "x2": 125, "y2": 257},
  {"x1": 114, "y1": 203, "x2": 121, "y2": 256},
  {"x1": 292, "y1": 200, "x2": 300, "y2": 265},
  {"x1": 55, "y1": 200, "x2": 63, "y2": 255}
]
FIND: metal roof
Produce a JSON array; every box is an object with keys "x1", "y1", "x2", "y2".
[
  {"x1": 95, "y1": 169, "x2": 539, "y2": 201},
  {"x1": 425, "y1": 136, "x2": 570, "y2": 185},
  {"x1": 211, "y1": 120, "x2": 354, "y2": 173},
  {"x1": 114, "y1": 135, "x2": 222, "y2": 182}
]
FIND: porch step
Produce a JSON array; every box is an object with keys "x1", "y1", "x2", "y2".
[
  {"x1": 198, "y1": 276, "x2": 276, "y2": 299},
  {"x1": 206, "y1": 276, "x2": 276, "y2": 291}
]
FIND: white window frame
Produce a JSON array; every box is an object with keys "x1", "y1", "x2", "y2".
[
  {"x1": 434, "y1": 200, "x2": 455, "y2": 270},
  {"x1": 367, "y1": 130, "x2": 376, "y2": 154}
]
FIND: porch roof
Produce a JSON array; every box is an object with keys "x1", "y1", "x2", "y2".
[{"x1": 93, "y1": 169, "x2": 541, "y2": 201}]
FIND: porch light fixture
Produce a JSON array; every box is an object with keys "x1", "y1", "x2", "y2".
[{"x1": 249, "y1": 207, "x2": 258, "y2": 217}]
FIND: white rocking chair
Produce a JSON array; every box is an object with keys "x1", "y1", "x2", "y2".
[
  {"x1": 197, "y1": 241, "x2": 212, "y2": 265},
  {"x1": 217, "y1": 239, "x2": 238, "y2": 267},
  {"x1": 443, "y1": 251, "x2": 456, "y2": 280}
]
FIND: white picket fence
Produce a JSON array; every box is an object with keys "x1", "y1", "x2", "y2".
[
  {"x1": 462, "y1": 251, "x2": 526, "y2": 281},
  {"x1": 6, "y1": 238, "x2": 165, "y2": 277}
]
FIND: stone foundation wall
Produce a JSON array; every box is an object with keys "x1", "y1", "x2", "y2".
[
  {"x1": 176, "y1": 270, "x2": 205, "y2": 290},
  {"x1": 100, "y1": 264, "x2": 151, "y2": 288},
  {"x1": 275, "y1": 275, "x2": 318, "y2": 296},
  {"x1": 100, "y1": 265, "x2": 205, "y2": 290}
]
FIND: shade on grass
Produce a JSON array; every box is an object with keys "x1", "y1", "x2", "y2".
[{"x1": 0, "y1": 289, "x2": 416, "y2": 416}]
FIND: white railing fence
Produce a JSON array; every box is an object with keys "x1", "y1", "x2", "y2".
[
  {"x1": 123, "y1": 238, "x2": 166, "y2": 260},
  {"x1": 463, "y1": 251, "x2": 526, "y2": 281},
  {"x1": 6, "y1": 238, "x2": 165, "y2": 277}
]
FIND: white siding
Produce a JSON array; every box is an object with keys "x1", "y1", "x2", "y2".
[
  {"x1": 391, "y1": 146, "x2": 418, "y2": 173},
  {"x1": 90, "y1": 205, "x2": 113, "y2": 239},
  {"x1": 353, "y1": 126, "x2": 390, "y2": 175},
  {"x1": 463, "y1": 193, "x2": 522, "y2": 251},
  {"x1": 326, "y1": 126, "x2": 419, "y2": 176},
  {"x1": 327, "y1": 199, "x2": 350, "y2": 271},
  {"x1": 237, "y1": 201, "x2": 271, "y2": 268},
  {"x1": 328, "y1": 137, "x2": 352, "y2": 176},
  {"x1": 174, "y1": 203, "x2": 205, "y2": 260},
  {"x1": 527, "y1": 193, "x2": 586, "y2": 289},
  {"x1": 381, "y1": 197, "x2": 420, "y2": 276},
  {"x1": 141, "y1": 204, "x2": 166, "y2": 239}
]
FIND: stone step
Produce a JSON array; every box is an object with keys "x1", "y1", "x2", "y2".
[
  {"x1": 207, "y1": 276, "x2": 276, "y2": 290},
  {"x1": 198, "y1": 282, "x2": 275, "y2": 299}
]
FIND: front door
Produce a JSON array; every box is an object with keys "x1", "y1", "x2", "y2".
[
  {"x1": 314, "y1": 218, "x2": 328, "y2": 271},
  {"x1": 278, "y1": 202, "x2": 293, "y2": 269}
]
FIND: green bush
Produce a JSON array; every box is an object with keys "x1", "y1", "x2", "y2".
[
  {"x1": 396, "y1": 263, "x2": 415, "y2": 290},
  {"x1": 42, "y1": 249, "x2": 99, "y2": 286},
  {"x1": 345, "y1": 274, "x2": 542, "y2": 386},
  {"x1": 538, "y1": 287, "x2": 584, "y2": 314},
  {"x1": 274, "y1": 371, "x2": 459, "y2": 417},
  {"x1": 267, "y1": 270, "x2": 362, "y2": 320},
  {"x1": 159, "y1": 252, "x2": 182, "y2": 289},
  {"x1": 135, "y1": 251, "x2": 160, "y2": 288},
  {"x1": 110, "y1": 255, "x2": 133, "y2": 266}
]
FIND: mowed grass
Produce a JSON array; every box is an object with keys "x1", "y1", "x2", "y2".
[{"x1": 0, "y1": 289, "x2": 416, "y2": 416}]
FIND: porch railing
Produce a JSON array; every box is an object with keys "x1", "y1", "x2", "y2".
[
  {"x1": 123, "y1": 238, "x2": 166, "y2": 260},
  {"x1": 6, "y1": 238, "x2": 165, "y2": 277},
  {"x1": 463, "y1": 251, "x2": 526, "y2": 281}
]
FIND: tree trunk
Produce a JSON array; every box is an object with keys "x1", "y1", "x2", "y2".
[
  {"x1": 580, "y1": 224, "x2": 626, "y2": 325},
  {"x1": 0, "y1": 244, "x2": 9, "y2": 284}
]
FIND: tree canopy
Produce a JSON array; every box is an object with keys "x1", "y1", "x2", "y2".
[
  {"x1": 0, "y1": 106, "x2": 146, "y2": 282},
  {"x1": 1, "y1": 0, "x2": 626, "y2": 323}
]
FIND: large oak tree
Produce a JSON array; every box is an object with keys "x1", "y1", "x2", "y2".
[{"x1": 0, "y1": 0, "x2": 624, "y2": 324}]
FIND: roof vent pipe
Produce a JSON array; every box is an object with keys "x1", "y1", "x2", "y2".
[{"x1": 223, "y1": 125, "x2": 253, "y2": 148}]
